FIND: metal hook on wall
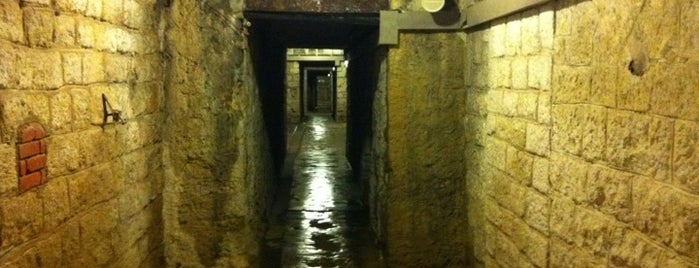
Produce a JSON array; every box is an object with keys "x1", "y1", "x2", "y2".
[{"x1": 102, "y1": 94, "x2": 126, "y2": 127}]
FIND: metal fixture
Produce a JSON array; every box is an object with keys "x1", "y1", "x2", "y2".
[
  {"x1": 101, "y1": 94, "x2": 126, "y2": 127},
  {"x1": 379, "y1": 0, "x2": 553, "y2": 45}
]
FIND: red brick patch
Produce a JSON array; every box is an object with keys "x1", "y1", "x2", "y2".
[
  {"x1": 19, "y1": 172, "x2": 42, "y2": 192},
  {"x1": 17, "y1": 123, "x2": 48, "y2": 193},
  {"x1": 26, "y1": 154, "x2": 46, "y2": 172},
  {"x1": 19, "y1": 160, "x2": 27, "y2": 176},
  {"x1": 19, "y1": 141, "x2": 41, "y2": 159}
]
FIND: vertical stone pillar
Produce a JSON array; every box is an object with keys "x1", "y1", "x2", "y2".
[
  {"x1": 335, "y1": 65, "x2": 347, "y2": 122},
  {"x1": 286, "y1": 61, "x2": 301, "y2": 124}
]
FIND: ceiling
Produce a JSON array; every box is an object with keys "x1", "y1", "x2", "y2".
[{"x1": 246, "y1": 12, "x2": 379, "y2": 49}]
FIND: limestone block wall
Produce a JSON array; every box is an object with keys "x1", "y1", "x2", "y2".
[
  {"x1": 462, "y1": 3, "x2": 555, "y2": 267},
  {"x1": 0, "y1": 0, "x2": 167, "y2": 267},
  {"x1": 461, "y1": 0, "x2": 699, "y2": 267},
  {"x1": 162, "y1": 0, "x2": 275, "y2": 267},
  {"x1": 374, "y1": 0, "x2": 698, "y2": 267},
  {"x1": 380, "y1": 33, "x2": 467, "y2": 266}
]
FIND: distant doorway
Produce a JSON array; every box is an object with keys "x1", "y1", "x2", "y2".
[{"x1": 304, "y1": 67, "x2": 335, "y2": 114}]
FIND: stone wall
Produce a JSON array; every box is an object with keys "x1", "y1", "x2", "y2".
[
  {"x1": 462, "y1": 0, "x2": 699, "y2": 267},
  {"x1": 335, "y1": 65, "x2": 347, "y2": 121},
  {"x1": 0, "y1": 0, "x2": 167, "y2": 266},
  {"x1": 286, "y1": 61, "x2": 301, "y2": 124},
  {"x1": 462, "y1": 3, "x2": 555, "y2": 266},
  {"x1": 381, "y1": 32, "x2": 467, "y2": 266},
  {"x1": 162, "y1": 0, "x2": 275, "y2": 267},
  {"x1": 370, "y1": 0, "x2": 698, "y2": 267}
]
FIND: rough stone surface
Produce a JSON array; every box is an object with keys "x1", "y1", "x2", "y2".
[
  {"x1": 162, "y1": 0, "x2": 274, "y2": 267},
  {"x1": 380, "y1": 33, "x2": 466, "y2": 267},
  {"x1": 455, "y1": 0, "x2": 699, "y2": 267}
]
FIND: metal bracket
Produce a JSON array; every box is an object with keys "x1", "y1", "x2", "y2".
[
  {"x1": 379, "y1": 0, "x2": 553, "y2": 45},
  {"x1": 101, "y1": 94, "x2": 126, "y2": 127}
]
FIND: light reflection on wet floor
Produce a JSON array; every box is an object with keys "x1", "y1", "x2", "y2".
[{"x1": 278, "y1": 115, "x2": 384, "y2": 268}]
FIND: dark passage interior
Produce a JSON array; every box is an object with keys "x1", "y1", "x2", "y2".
[{"x1": 246, "y1": 11, "x2": 385, "y2": 267}]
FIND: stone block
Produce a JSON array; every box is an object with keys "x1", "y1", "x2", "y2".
[
  {"x1": 550, "y1": 237, "x2": 606, "y2": 268},
  {"x1": 524, "y1": 189, "x2": 550, "y2": 235},
  {"x1": 580, "y1": 105, "x2": 606, "y2": 161},
  {"x1": 0, "y1": 42, "x2": 19, "y2": 89},
  {"x1": 501, "y1": 90, "x2": 517, "y2": 116},
  {"x1": 550, "y1": 197, "x2": 576, "y2": 243},
  {"x1": 537, "y1": 93, "x2": 551, "y2": 124},
  {"x1": 531, "y1": 156, "x2": 550, "y2": 194},
  {"x1": 616, "y1": 67, "x2": 652, "y2": 112},
  {"x1": 650, "y1": 65, "x2": 699, "y2": 121},
  {"x1": 131, "y1": 82, "x2": 162, "y2": 116},
  {"x1": 550, "y1": 152, "x2": 587, "y2": 203},
  {"x1": 82, "y1": 52, "x2": 104, "y2": 84},
  {"x1": 516, "y1": 91, "x2": 538, "y2": 120},
  {"x1": 589, "y1": 65, "x2": 617, "y2": 107},
  {"x1": 609, "y1": 229, "x2": 663, "y2": 267},
  {"x1": 605, "y1": 111, "x2": 672, "y2": 179},
  {"x1": 68, "y1": 86, "x2": 92, "y2": 130},
  {"x1": 674, "y1": 120, "x2": 699, "y2": 194},
  {"x1": 486, "y1": 89, "x2": 504, "y2": 114},
  {"x1": 511, "y1": 57, "x2": 528, "y2": 89},
  {"x1": 486, "y1": 197, "x2": 548, "y2": 267},
  {"x1": 46, "y1": 134, "x2": 81, "y2": 177},
  {"x1": 488, "y1": 20, "x2": 507, "y2": 57},
  {"x1": 49, "y1": 89, "x2": 73, "y2": 134},
  {"x1": 526, "y1": 123, "x2": 550, "y2": 157},
  {"x1": 539, "y1": 4, "x2": 554, "y2": 50},
  {"x1": 79, "y1": 200, "x2": 119, "y2": 266},
  {"x1": 632, "y1": 179, "x2": 699, "y2": 259},
  {"x1": 528, "y1": 54, "x2": 551, "y2": 90},
  {"x1": 553, "y1": 66, "x2": 590, "y2": 104},
  {"x1": 0, "y1": 1, "x2": 25, "y2": 43},
  {"x1": 486, "y1": 115, "x2": 526, "y2": 149},
  {"x1": 39, "y1": 177, "x2": 70, "y2": 231},
  {"x1": 489, "y1": 170, "x2": 527, "y2": 217},
  {"x1": 573, "y1": 207, "x2": 625, "y2": 256},
  {"x1": 505, "y1": 14, "x2": 521, "y2": 56},
  {"x1": 565, "y1": 10, "x2": 594, "y2": 66},
  {"x1": 0, "y1": 191, "x2": 43, "y2": 250},
  {"x1": 55, "y1": 15, "x2": 77, "y2": 47},
  {"x1": 56, "y1": 0, "x2": 87, "y2": 13},
  {"x1": 101, "y1": 0, "x2": 123, "y2": 24},
  {"x1": 506, "y1": 146, "x2": 533, "y2": 186},
  {"x1": 489, "y1": 58, "x2": 511, "y2": 89},
  {"x1": 552, "y1": 104, "x2": 605, "y2": 158},
  {"x1": 98, "y1": 26, "x2": 137, "y2": 53},
  {"x1": 62, "y1": 52, "x2": 83, "y2": 84},
  {"x1": 679, "y1": 0, "x2": 698, "y2": 61},
  {"x1": 586, "y1": 165, "x2": 633, "y2": 223},
  {"x1": 77, "y1": 18, "x2": 95, "y2": 48},
  {"x1": 489, "y1": 225, "x2": 537, "y2": 268},
  {"x1": 0, "y1": 91, "x2": 51, "y2": 142},
  {"x1": 19, "y1": 49, "x2": 63, "y2": 89},
  {"x1": 23, "y1": 7, "x2": 54, "y2": 48},
  {"x1": 520, "y1": 9, "x2": 540, "y2": 55},
  {"x1": 104, "y1": 53, "x2": 132, "y2": 82},
  {"x1": 85, "y1": 0, "x2": 102, "y2": 18},
  {"x1": 0, "y1": 144, "x2": 18, "y2": 195}
]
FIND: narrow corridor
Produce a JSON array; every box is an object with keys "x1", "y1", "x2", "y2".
[{"x1": 265, "y1": 115, "x2": 384, "y2": 267}]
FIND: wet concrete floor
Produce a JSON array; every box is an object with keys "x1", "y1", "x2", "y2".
[{"x1": 263, "y1": 115, "x2": 385, "y2": 268}]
